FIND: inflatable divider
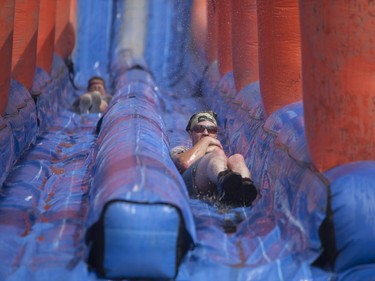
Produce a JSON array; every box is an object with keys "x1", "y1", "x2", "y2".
[
  {"x1": 0, "y1": 44, "x2": 100, "y2": 279},
  {"x1": 4, "y1": 80, "x2": 38, "y2": 168},
  {"x1": 0, "y1": 0, "x2": 40, "y2": 184},
  {"x1": 0, "y1": 116, "x2": 15, "y2": 186},
  {"x1": 85, "y1": 56, "x2": 196, "y2": 280},
  {"x1": 0, "y1": 52, "x2": 77, "y2": 190},
  {"x1": 33, "y1": 54, "x2": 77, "y2": 134},
  {"x1": 322, "y1": 162, "x2": 375, "y2": 273}
]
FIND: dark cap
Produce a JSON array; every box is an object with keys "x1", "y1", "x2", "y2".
[{"x1": 185, "y1": 110, "x2": 218, "y2": 131}]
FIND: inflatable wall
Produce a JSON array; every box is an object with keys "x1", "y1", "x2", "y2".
[{"x1": 0, "y1": 0, "x2": 375, "y2": 280}]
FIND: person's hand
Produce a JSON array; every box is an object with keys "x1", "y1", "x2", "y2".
[
  {"x1": 206, "y1": 145, "x2": 222, "y2": 154},
  {"x1": 199, "y1": 136, "x2": 223, "y2": 153}
]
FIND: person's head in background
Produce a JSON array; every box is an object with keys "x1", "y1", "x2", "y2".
[{"x1": 87, "y1": 76, "x2": 106, "y2": 96}]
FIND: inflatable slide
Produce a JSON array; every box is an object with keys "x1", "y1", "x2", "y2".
[{"x1": 1, "y1": 0, "x2": 375, "y2": 280}]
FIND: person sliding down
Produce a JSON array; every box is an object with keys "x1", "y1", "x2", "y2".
[
  {"x1": 170, "y1": 111, "x2": 258, "y2": 207},
  {"x1": 72, "y1": 76, "x2": 112, "y2": 114}
]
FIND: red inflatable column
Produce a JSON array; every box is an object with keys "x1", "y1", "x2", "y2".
[
  {"x1": 207, "y1": 0, "x2": 218, "y2": 64},
  {"x1": 257, "y1": 0, "x2": 302, "y2": 116},
  {"x1": 55, "y1": 0, "x2": 75, "y2": 59},
  {"x1": 300, "y1": 1, "x2": 375, "y2": 172},
  {"x1": 37, "y1": 0, "x2": 57, "y2": 74},
  {"x1": 69, "y1": 0, "x2": 77, "y2": 59},
  {"x1": 232, "y1": 0, "x2": 258, "y2": 92},
  {"x1": 0, "y1": 0, "x2": 15, "y2": 115},
  {"x1": 217, "y1": 0, "x2": 233, "y2": 76},
  {"x1": 12, "y1": 0, "x2": 40, "y2": 91},
  {"x1": 191, "y1": 0, "x2": 207, "y2": 62}
]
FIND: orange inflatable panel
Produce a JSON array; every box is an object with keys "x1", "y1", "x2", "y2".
[
  {"x1": 191, "y1": 0, "x2": 207, "y2": 62},
  {"x1": 300, "y1": 1, "x2": 375, "y2": 171},
  {"x1": 37, "y1": 0, "x2": 57, "y2": 74},
  {"x1": 12, "y1": 0, "x2": 39, "y2": 91},
  {"x1": 217, "y1": 0, "x2": 232, "y2": 76},
  {"x1": 257, "y1": 0, "x2": 302, "y2": 116},
  {"x1": 0, "y1": 0, "x2": 15, "y2": 114},
  {"x1": 55, "y1": 0, "x2": 75, "y2": 59},
  {"x1": 206, "y1": 0, "x2": 218, "y2": 63},
  {"x1": 231, "y1": 0, "x2": 258, "y2": 92}
]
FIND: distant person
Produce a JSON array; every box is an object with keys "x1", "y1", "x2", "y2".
[
  {"x1": 72, "y1": 76, "x2": 112, "y2": 114},
  {"x1": 170, "y1": 110, "x2": 258, "y2": 207}
]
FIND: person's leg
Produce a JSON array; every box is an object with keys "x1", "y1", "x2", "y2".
[
  {"x1": 182, "y1": 159, "x2": 201, "y2": 197},
  {"x1": 89, "y1": 91, "x2": 102, "y2": 113},
  {"x1": 99, "y1": 99, "x2": 108, "y2": 112},
  {"x1": 191, "y1": 150, "x2": 257, "y2": 206},
  {"x1": 226, "y1": 153, "x2": 258, "y2": 207},
  {"x1": 227, "y1": 154, "x2": 251, "y2": 178},
  {"x1": 79, "y1": 93, "x2": 92, "y2": 114},
  {"x1": 194, "y1": 149, "x2": 228, "y2": 195}
]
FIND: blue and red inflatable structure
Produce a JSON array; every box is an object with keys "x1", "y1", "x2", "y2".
[{"x1": 1, "y1": 1, "x2": 375, "y2": 280}]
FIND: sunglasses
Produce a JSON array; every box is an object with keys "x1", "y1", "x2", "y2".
[{"x1": 191, "y1": 125, "x2": 218, "y2": 134}]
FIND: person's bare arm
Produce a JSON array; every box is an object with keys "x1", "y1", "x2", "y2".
[{"x1": 174, "y1": 137, "x2": 223, "y2": 173}]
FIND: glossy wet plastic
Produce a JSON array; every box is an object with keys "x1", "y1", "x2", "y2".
[{"x1": 1, "y1": 1, "x2": 375, "y2": 281}]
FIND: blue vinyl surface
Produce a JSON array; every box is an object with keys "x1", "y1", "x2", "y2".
[
  {"x1": 1, "y1": 1, "x2": 375, "y2": 280},
  {"x1": 103, "y1": 202, "x2": 181, "y2": 279}
]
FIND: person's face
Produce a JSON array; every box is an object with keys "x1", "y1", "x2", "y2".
[
  {"x1": 88, "y1": 80, "x2": 106, "y2": 96},
  {"x1": 189, "y1": 120, "x2": 218, "y2": 145}
]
